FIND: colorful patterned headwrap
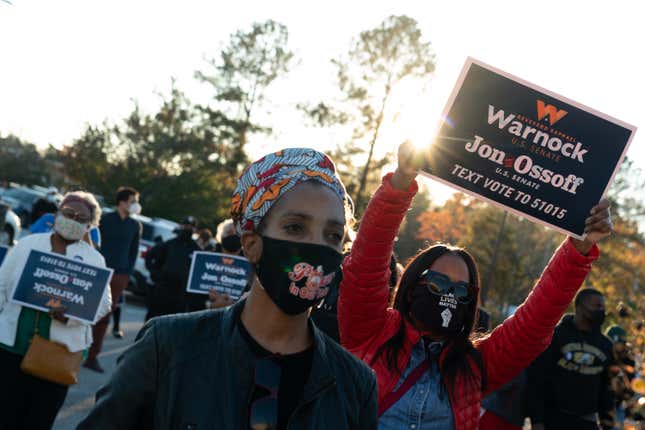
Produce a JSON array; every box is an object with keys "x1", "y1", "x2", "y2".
[{"x1": 231, "y1": 148, "x2": 350, "y2": 234}]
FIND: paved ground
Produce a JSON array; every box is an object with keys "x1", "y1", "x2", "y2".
[{"x1": 53, "y1": 299, "x2": 146, "y2": 430}]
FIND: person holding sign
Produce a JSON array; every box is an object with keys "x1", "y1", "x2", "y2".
[
  {"x1": 0, "y1": 192, "x2": 111, "y2": 430},
  {"x1": 337, "y1": 142, "x2": 612, "y2": 430},
  {"x1": 78, "y1": 148, "x2": 376, "y2": 430},
  {"x1": 207, "y1": 218, "x2": 246, "y2": 309},
  {"x1": 144, "y1": 216, "x2": 199, "y2": 318},
  {"x1": 84, "y1": 186, "x2": 141, "y2": 373}
]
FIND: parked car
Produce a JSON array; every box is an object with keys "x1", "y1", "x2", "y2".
[
  {"x1": 129, "y1": 215, "x2": 179, "y2": 296},
  {"x1": 0, "y1": 202, "x2": 21, "y2": 246},
  {"x1": 0, "y1": 187, "x2": 46, "y2": 227}
]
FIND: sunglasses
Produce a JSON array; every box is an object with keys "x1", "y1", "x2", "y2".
[
  {"x1": 418, "y1": 269, "x2": 473, "y2": 304},
  {"x1": 249, "y1": 357, "x2": 281, "y2": 430},
  {"x1": 59, "y1": 207, "x2": 92, "y2": 224}
]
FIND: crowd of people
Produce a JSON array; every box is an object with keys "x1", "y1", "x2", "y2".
[{"x1": 0, "y1": 143, "x2": 643, "y2": 430}]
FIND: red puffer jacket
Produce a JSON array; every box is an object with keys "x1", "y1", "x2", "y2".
[{"x1": 338, "y1": 173, "x2": 599, "y2": 430}]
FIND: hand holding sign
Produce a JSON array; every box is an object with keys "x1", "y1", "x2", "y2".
[
  {"x1": 392, "y1": 140, "x2": 425, "y2": 190},
  {"x1": 571, "y1": 198, "x2": 613, "y2": 255},
  {"x1": 48, "y1": 305, "x2": 69, "y2": 324},
  {"x1": 207, "y1": 290, "x2": 236, "y2": 309}
]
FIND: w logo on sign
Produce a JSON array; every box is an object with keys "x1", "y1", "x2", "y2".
[{"x1": 537, "y1": 100, "x2": 568, "y2": 125}]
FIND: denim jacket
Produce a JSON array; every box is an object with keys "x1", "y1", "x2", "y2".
[{"x1": 379, "y1": 340, "x2": 454, "y2": 430}]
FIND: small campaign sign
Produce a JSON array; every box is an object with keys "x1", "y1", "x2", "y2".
[
  {"x1": 186, "y1": 252, "x2": 251, "y2": 300},
  {"x1": 0, "y1": 245, "x2": 8, "y2": 268},
  {"x1": 422, "y1": 58, "x2": 636, "y2": 239},
  {"x1": 11, "y1": 250, "x2": 113, "y2": 324}
]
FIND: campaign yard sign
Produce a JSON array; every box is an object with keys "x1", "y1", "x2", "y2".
[
  {"x1": 186, "y1": 252, "x2": 251, "y2": 300},
  {"x1": 11, "y1": 250, "x2": 113, "y2": 324},
  {"x1": 423, "y1": 58, "x2": 636, "y2": 239},
  {"x1": 0, "y1": 245, "x2": 8, "y2": 268}
]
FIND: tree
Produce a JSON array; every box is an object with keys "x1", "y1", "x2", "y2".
[
  {"x1": 63, "y1": 20, "x2": 295, "y2": 227},
  {"x1": 62, "y1": 83, "x2": 246, "y2": 227},
  {"x1": 300, "y1": 15, "x2": 435, "y2": 215},
  {"x1": 195, "y1": 19, "x2": 294, "y2": 150},
  {"x1": 0, "y1": 134, "x2": 51, "y2": 186},
  {"x1": 394, "y1": 184, "x2": 432, "y2": 264},
  {"x1": 416, "y1": 193, "x2": 474, "y2": 245},
  {"x1": 582, "y1": 158, "x2": 645, "y2": 341}
]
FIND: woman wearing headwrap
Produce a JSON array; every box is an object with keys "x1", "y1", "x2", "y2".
[{"x1": 78, "y1": 148, "x2": 377, "y2": 430}]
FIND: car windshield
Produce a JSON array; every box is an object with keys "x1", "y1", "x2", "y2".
[{"x1": 3, "y1": 188, "x2": 42, "y2": 203}]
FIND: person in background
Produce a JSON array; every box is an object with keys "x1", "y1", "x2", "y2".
[
  {"x1": 606, "y1": 325, "x2": 636, "y2": 428},
  {"x1": 77, "y1": 148, "x2": 377, "y2": 430},
  {"x1": 207, "y1": 218, "x2": 245, "y2": 310},
  {"x1": 528, "y1": 288, "x2": 615, "y2": 430},
  {"x1": 83, "y1": 186, "x2": 142, "y2": 373},
  {"x1": 196, "y1": 228, "x2": 217, "y2": 251},
  {"x1": 110, "y1": 293, "x2": 126, "y2": 339},
  {"x1": 338, "y1": 142, "x2": 612, "y2": 430},
  {"x1": 215, "y1": 218, "x2": 242, "y2": 254},
  {"x1": 145, "y1": 216, "x2": 199, "y2": 318},
  {"x1": 30, "y1": 204, "x2": 102, "y2": 248},
  {"x1": 0, "y1": 192, "x2": 111, "y2": 429},
  {"x1": 616, "y1": 302, "x2": 630, "y2": 320},
  {"x1": 30, "y1": 187, "x2": 60, "y2": 225},
  {"x1": 187, "y1": 227, "x2": 218, "y2": 311}
]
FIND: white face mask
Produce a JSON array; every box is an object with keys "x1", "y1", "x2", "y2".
[
  {"x1": 54, "y1": 214, "x2": 88, "y2": 241},
  {"x1": 129, "y1": 202, "x2": 142, "y2": 215}
]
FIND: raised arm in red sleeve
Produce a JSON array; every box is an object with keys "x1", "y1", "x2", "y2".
[
  {"x1": 477, "y1": 238, "x2": 599, "y2": 395},
  {"x1": 338, "y1": 173, "x2": 417, "y2": 354}
]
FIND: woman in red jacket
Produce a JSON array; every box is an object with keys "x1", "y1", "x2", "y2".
[{"x1": 338, "y1": 143, "x2": 613, "y2": 430}]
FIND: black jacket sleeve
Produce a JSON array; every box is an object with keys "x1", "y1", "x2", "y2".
[
  {"x1": 145, "y1": 242, "x2": 167, "y2": 282},
  {"x1": 359, "y1": 373, "x2": 378, "y2": 430},
  {"x1": 127, "y1": 221, "x2": 142, "y2": 274},
  {"x1": 77, "y1": 320, "x2": 158, "y2": 430},
  {"x1": 527, "y1": 340, "x2": 555, "y2": 424}
]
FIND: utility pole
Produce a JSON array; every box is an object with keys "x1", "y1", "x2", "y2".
[{"x1": 481, "y1": 211, "x2": 507, "y2": 306}]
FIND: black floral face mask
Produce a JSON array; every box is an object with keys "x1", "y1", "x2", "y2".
[{"x1": 255, "y1": 236, "x2": 343, "y2": 315}]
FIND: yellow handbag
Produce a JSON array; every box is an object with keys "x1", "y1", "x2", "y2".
[{"x1": 20, "y1": 312, "x2": 84, "y2": 386}]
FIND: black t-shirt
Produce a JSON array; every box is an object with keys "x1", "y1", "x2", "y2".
[{"x1": 237, "y1": 313, "x2": 314, "y2": 430}]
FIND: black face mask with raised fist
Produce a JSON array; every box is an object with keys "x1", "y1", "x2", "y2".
[
  {"x1": 408, "y1": 269, "x2": 473, "y2": 336},
  {"x1": 409, "y1": 287, "x2": 468, "y2": 335},
  {"x1": 255, "y1": 236, "x2": 343, "y2": 315}
]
